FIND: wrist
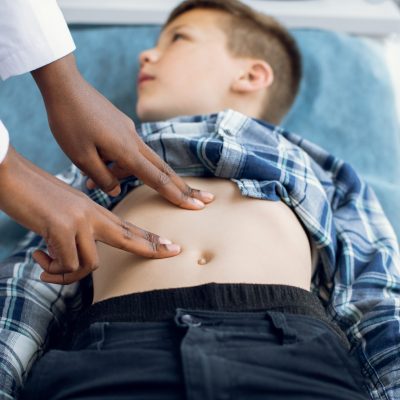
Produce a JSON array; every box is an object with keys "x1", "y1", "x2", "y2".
[
  {"x1": 0, "y1": 144, "x2": 14, "y2": 178},
  {"x1": 31, "y1": 53, "x2": 83, "y2": 103},
  {"x1": 0, "y1": 146, "x2": 20, "y2": 206},
  {"x1": 0, "y1": 147, "x2": 51, "y2": 234}
]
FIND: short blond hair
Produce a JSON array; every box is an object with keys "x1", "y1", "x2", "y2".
[{"x1": 165, "y1": 0, "x2": 302, "y2": 124}]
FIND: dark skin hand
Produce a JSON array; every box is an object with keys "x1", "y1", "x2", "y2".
[
  {"x1": 0, "y1": 53, "x2": 214, "y2": 285},
  {"x1": 31, "y1": 54, "x2": 213, "y2": 208},
  {"x1": 0, "y1": 147, "x2": 210, "y2": 284}
]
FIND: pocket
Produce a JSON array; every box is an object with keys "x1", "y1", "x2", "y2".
[
  {"x1": 285, "y1": 316, "x2": 363, "y2": 382},
  {"x1": 295, "y1": 327, "x2": 367, "y2": 393},
  {"x1": 322, "y1": 331, "x2": 366, "y2": 389}
]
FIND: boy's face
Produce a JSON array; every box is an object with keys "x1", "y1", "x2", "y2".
[{"x1": 136, "y1": 9, "x2": 242, "y2": 122}]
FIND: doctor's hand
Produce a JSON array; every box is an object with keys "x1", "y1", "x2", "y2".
[
  {"x1": 31, "y1": 53, "x2": 214, "y2": 209},
  {"x1": 0, "y1": 147, "x2": 184, "y2": 285}
]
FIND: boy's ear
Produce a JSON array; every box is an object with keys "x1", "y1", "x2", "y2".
[{"x1": 231, "y1": 60, "x2": 274, "y2": 94}]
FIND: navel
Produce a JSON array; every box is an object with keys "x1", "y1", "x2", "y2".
[
  {"x1": 197, "y1": 257, "x2": 207, "y2": 265},
  {"x1": 197, "y1": 251, "x2": 214, "y2": 266}
]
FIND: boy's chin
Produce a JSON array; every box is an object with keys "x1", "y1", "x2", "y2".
[
  {"x1": 136, "y1": 107, "x2": 175, "y2": 123},
  {"x1": 137, "y1": 104, "x2": 227, "y2": 122}
]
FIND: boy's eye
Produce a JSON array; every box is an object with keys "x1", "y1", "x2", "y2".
[{"x1": 171, "y1": 32, "x2": 185, "y2": 42}]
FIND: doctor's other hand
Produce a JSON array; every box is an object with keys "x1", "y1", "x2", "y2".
[
  {"x1": 31, "y1": 53, "x2": 215, "y2": 209},
  {"x1": 0, "y1": 147, "x2": 183, "y2": 285}
]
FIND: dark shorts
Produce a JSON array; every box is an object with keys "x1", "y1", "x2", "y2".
[{"x1": 21, "y1": 284, "x2": 368, "y2": 400}]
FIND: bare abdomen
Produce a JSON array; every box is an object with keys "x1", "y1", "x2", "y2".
[{"x1": 92, "y1": 177, "x2": 312, "y2": 303}]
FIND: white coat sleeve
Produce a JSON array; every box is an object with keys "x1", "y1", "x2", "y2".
[
  {"x1": 0, "y1": 121, "x2": 9, "y2": 164},
  {"x1": 0, "y1": 0, "x2": 76, "y2": 80}
]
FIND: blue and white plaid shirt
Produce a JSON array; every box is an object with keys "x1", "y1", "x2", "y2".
[{"x1": 1, "y1": 110, "x2": 399, "y2": 399}]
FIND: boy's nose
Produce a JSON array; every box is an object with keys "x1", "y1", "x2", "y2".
[{"x1": 139, "y1": 48, "x2": 159, "y2": 66}]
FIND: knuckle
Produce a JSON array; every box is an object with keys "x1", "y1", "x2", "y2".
[
  {"x1": 126, "y1": 118, "x2": 136, "y2": 132},
  {"x1": 144, "y1": 230, "x2": 158, "y2": 244},
  {"x1": 91, "y1": 263, "x2": 100, "y2": 271},
  {"x1": 62, "y1": 263, "x2": 79, "y2": 273},
  {"x1": 45, "y1": 238, "x2": 64, "y2": 259},
  {"x1": 186, "y1": 185, "x2": 195, "y2": 197},
  {"x1": 148, "y1": 241, "x2": 158, "y2": 257},
  {"x1": 161, "y1": 161, "x2": 174, "y2": 176},
  {"x1": 73, "y1": 211, "x2": 88, "y2": 226},
  {"x1": 61, "y1": 212, "x2": 86, "y2": 232},
  {"x1": 154, "y1": 172, "x2": 171, "y2": 191},
  {"x1": 179, "y1": 185, "x2": 192, "y2": 206},
  {"x1": 73, "y1": 152, "x2": 90, "y2": 167},
  {"x1": 46, "y1": 222, "x2": 70, "y2": 238},
  {"x1": 121, "y1": 220, "x2": 134, "y2": 240},
  {"x1": 143, "y1": 231, "x2": 159, "y2": 257},
  {"x1": 190, "y1": 188, "x2": 201, "y2": 197},
  {"x1": 84, "y1": 257, "x2": 99, "y2": 271},
  {"x1": 73, "y1": 159, "x2": 86, "y2": 173},
  {"x1": 118, "y1": 243, "x2": 130, "y2": 253}
]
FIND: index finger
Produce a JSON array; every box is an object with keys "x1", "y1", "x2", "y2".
[
  {"x1": 95, "y1": 211, "x2": 181, "y2": 258},
  {"x1": 126, "y1": 144, "x2": 214, "y2": 209}
]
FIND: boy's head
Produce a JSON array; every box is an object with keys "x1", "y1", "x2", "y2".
[{"x1": 136, "y1": 0, "x2": 302, "y2": 125}]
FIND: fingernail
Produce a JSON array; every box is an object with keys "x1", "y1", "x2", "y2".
[
  {"x1": 108, "y1": 186, "x2": 121, "y2": 197},
  {"x1": 166, "y1": 244, "x2": 181, "y2": 253},
  {"x1": 200, "y1": 191, "x2": 214, "y2": 201},
  {"x1": 192, "y1": 198, "x2": 205, "y2": 208},
  {"x1": 86, "y1": 179, "x2": 95, "y2": 189},
  {"x1": 159, "y1": 237, "x2": 172, "y2": 245}
]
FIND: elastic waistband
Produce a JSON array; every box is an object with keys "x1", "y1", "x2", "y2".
[{"x1": 72, "y1": 283, "x2": 346, "y2": 342}]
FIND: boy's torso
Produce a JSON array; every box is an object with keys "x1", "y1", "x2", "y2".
[{"x1": 93, "y1": 177, "x2": 313, "y2": 303}]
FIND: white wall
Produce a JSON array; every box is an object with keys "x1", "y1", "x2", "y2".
[{"x1": 58, "y1": 0, "x2": 400, "y2": 35}]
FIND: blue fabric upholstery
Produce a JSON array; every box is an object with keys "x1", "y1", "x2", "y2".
[{"x1": 0, "y1": 26, "x2": 399, "y2": 260}]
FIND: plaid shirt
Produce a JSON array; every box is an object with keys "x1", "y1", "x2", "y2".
[{"x1": 1, "y1": 110, "x2": 399, "y2": 399}]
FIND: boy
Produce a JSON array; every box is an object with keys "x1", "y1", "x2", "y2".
[{"x1": 1, "y1": 0, "x2": 399, "y2": 399}]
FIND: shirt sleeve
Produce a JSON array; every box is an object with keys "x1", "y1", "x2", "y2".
[
  {"x1": 0, "y1": 121, "x2": 9, "y2": 164},
  {"x1": 279, "y1": 127, "x2": 400, "y2": 400},
  {"x1": 0, "y1": 0, "x2": 75, "y2": 80},
  {"x1": 328, "y1": 187, "x2": 400, "y2": 400}
]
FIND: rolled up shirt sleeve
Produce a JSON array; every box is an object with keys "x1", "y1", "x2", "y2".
[
  {"x1": 0, "y1": 0, "x2": 75, "y2": 80},
  {"x1": 0, "y1": 121, "x2": 9, "y2": 164}
]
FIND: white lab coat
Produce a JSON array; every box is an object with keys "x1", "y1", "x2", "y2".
[{"x1": 0, "y1": 0, "x2": 76, "y2": 163}]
